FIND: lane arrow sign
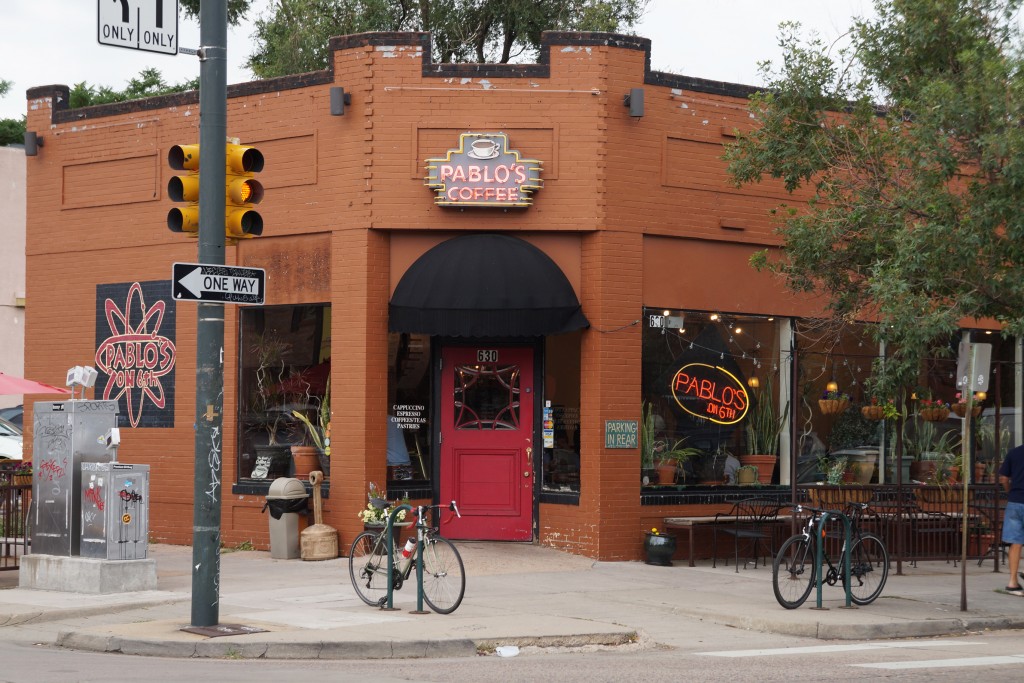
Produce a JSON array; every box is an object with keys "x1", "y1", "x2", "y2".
[{"x1": 172, "y1": 263, "x2": 266, "y2": 304}]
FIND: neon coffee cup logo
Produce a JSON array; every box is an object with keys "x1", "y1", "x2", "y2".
[
  {"x1": 670, "y1": 363, "x2": 749, "y2": 425},
  {"x1": 95, "y1": 282, "x2": 176, "y2": 427}
]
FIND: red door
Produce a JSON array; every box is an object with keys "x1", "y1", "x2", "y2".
[{"x1": 439, "y1": 346, "x2": 534, "y2": 541}]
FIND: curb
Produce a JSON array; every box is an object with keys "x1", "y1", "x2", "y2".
[
  {"x1": 1, "y1": 597, "x2": 185, "y2": 628},
  {"x1": 56, "y1": 630, "x2": 482, "y2": 659}
]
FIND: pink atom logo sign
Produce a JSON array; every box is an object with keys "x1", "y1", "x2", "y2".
[{"x1": 95, "y1": 282, "x2": 176, "y2": 428}]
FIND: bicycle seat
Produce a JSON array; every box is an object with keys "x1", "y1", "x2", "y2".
[{"x1": 369, "y1": 496, "x2": 389, "y2": 509}]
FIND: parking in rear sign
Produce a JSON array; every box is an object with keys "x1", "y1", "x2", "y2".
[
  {"x1": 98, "y1": 0, "x2": 179, "y2": 55},
  {"x1": 172, "y1": 263, "x2": 265, "y2": 305}
]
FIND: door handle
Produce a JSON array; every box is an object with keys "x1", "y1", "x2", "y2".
[{"x1": 524, "y1": 470, "x2": 531, "y2": 478}]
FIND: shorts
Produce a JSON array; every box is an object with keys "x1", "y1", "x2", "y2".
[{"x1": 1003, "y1": 501, "x2": 1024, "y2": 545}]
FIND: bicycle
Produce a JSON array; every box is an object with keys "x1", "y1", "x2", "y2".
[
  {"x1": 348, "y1": 499, "x2": 466, "y2": 614},
  {"x1": 772, "y1": 502, "x2": 889, "y2": 609}
]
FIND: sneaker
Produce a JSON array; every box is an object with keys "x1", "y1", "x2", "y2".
[{"x1": 1003, "y1": 585, "x2": 1024, "y2": 595}]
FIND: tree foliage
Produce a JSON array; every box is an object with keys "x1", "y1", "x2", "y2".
[
  {"x1": 68, "y1": 69, "x2": 199, "y2": 109},
  {"x1": 0, "y1": 78, "x2": 26, "y2": 146},
  {"x1": 724, "y1": 0, "x2": 1024, "y2": 396},
  {"x1": 246, "y1": 0, "x2": 649, "y2": 78},
  {"x1": 179, "y1": 0, "x2": 254, "y2": 25}
]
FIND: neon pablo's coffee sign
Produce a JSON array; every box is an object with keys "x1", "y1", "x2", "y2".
[
  {"x1": 670, "y1": 363, "x2": 749, "y2": 425},
  {"x1": 424, "y1": 132, "x2": 543, "y2": 207}
]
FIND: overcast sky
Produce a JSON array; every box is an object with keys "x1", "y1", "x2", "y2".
[{"x1": 0, "y1": 1, "x2": 877, "y2": 121}]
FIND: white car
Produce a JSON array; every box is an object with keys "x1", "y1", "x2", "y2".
[{"x1": 0, "y1": 416, "x2": 23, "y2": 460}]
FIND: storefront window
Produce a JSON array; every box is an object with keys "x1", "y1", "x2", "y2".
[
  {"x1": 238, "y1": 305, "x2": 330, "y2": 483},
  {"x1": 793, "y1": 321, "x2": 880, "y2": 483},
  {"x1": 543, "y1": 331, "x2": 581, "y2": 494},
  {"x1": 641, "y1": 309, "x2": 783, "y2": 486},
  {"x1": 388, "y1": 333, "x2": 432, "y2": 487}
]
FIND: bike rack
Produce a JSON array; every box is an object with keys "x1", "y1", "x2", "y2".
[
  {"x1": 811, "y1": 509, "x2": 854, "y2": 610},
  {"x1": 383, "y1": 504, "x2": 412, "y2": 611}
]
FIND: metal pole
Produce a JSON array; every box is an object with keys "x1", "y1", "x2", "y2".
[
  {"x1": 384, "y1": 505, "x2": 411, "y2": 611},
  {"x1": 190, "y1": 0, "x2": 228, "y2": 628},
  {"x1": 960, "y1": 345, "x2": 978, "y2": 612}
]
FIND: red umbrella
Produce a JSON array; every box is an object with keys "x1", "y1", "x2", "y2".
[{"x1": 0, "y1": 372, "x2": 70, "y2": 396}]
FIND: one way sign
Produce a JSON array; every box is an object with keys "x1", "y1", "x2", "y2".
[{"x1": 172, "y1": 263, "x2": 265, "y2": 304}]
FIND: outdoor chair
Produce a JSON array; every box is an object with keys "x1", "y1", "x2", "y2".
[{"x1": 712, "y1": 497, "x2": 783, "y2": 572}]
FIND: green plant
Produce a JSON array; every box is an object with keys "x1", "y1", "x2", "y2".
[
  {"x1": 357, "y1": 482, "x2": 410, "y2": 525},
  {"x1": 745, "y1": 376, "x2": 789, "y2": 455},
  {"x1": 735, "y1": 464, "x2": 759, "y2": 483},
  {"x1": 292, "y1": 382, "x2": 330, "y2": 451},
  {"x1": 639, "y1": 401, "x2": 659, "y2": 470},
  {"x1": 819, "y1": 455, "x2": 848, "y2": 485}
]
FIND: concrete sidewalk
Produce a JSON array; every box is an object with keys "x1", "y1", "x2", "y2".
[{"x1": 2, "y1": 542, "x2": 1023, "y2": 659}]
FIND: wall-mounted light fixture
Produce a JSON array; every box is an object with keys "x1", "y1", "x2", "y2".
[
  {"x1": 330, "y1": 87, "x2": 352, "y2": 116},
  {"x1": 623, "y1": 87, "x2": 644, "y2": 117},
  {"x1": 24, "y1": 131, "x2": 43, "y2": 156}
]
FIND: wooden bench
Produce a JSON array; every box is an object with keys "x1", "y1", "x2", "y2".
[{"x1": 663, "y1": 511, "x2": 794, "y2": 567}]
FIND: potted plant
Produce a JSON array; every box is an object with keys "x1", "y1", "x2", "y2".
[
  {"x1": 918, "y1": 396, "x2": 950, "y2": 422},
  {"x1": 819, "y1": 388, "x2": 850, "y2": 415},
  {"x1": 654, "y1": 439, "x2": 702, "y2": 485},
  {"x1": 861, "y1": 396, "x2": 897, "y2": 422},
  {"x1": 951, "y1": 391, "x2": 983, "y2": 418},
  {"x1": 292, "y1": 382, "x2": 331, "y2": 479},
  {"x1": 734, "y1": 464, "x2": 758, "y2": 485},
  {"x1": 643, "y1": 527, "x2": 677, "y2": 566},
  {"x1": 357, "y1": 482, "x2": 410, "y2": 529},
  {"x1": 639, "y1": 401, "x2": 660, "y2": 484},
  {"x1": 12, "y1": 460, "x2": 32, "y2": 487},
  {"x1": 741, "y1": 376, "x2": 788, "y2": 484}
]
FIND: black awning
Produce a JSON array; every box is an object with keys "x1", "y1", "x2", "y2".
[{"x1": 389, "y1": 234, "x2": 589, "y2": 337}]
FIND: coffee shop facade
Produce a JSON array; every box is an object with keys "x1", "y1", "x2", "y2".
[{"x1": 22, "y1": 31, "x2": 1019, "y2": 561}]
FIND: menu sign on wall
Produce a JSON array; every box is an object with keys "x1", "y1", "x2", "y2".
[
  {"x1": 670, "y1": 363, "x2": 749, "y2": 425},
  {"x1": 424, "y1": 132, "x2": 543, "y2": 207}
]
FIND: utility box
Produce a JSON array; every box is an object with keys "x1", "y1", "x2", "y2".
[
  {"x1": 264, "y1": 478, "x2": 308, "y2": 560},
  {"x1": 31, "y1": 400, "x2": 119, "y2": 556},
  {"x1": 80, "y1": 462, "x2": 150, "y2": 560}
]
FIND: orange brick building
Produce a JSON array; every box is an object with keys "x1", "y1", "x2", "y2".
[{"x1": 23, "y1": 31, "x2": 942, "y2": 562}]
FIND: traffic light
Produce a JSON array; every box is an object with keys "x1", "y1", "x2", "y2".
[
  {"x1": 167, "y1": 144, "x2": 200, "y2": 234},
  {"x1": 225, "y1": 143, "x2": 264, "y2": 238}
]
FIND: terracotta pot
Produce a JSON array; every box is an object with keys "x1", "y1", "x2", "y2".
[
  {"x1": 951, "y1": 403, "x2": 982, "y2": 418},
  {"x1": 739, "y1": 454, "x2": 777, "y2": 484},
  {"x1": 655, "y1": 462, "x2": 677, "y2": 485},
  {"x1": 919, "y1": 407, "x2": 950, "y2": 422},
  {"x1": 291, "y1": 445, "x2": 321, "y2": 480},
  {"x1": 861, "y1": 405, "x2": 885, "y2": 421},
  {"x1": 818, "y1": 398, "x2": 849, "y2": 415},
  {"x1": 909, "y1": 460, "x2": 937, "y2": 483}
]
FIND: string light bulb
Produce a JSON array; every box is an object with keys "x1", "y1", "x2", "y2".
[
  {"x1": 826, "y1": 380, "x2": 839, "y2": 393},
  {"x1": 748, "y1": 377, "x2": 760, "y2": 388}
]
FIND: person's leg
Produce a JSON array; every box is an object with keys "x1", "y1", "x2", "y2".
[
  {"x1": 1009, "y1": 544, "x2": 1022, "y2": 589},
  {"x1": 1002, "y1": 502, "x2": 1024, "y2": 591}
]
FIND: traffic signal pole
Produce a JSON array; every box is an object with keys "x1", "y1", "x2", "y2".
[{"x1": 191, "y1": 0, "x2": 227, "y2": 628}]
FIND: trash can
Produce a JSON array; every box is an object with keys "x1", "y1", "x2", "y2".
[{"x1": 263, "y1": 477, "x2": 309, "y2": 559}]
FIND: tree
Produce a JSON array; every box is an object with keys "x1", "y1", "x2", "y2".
[
  {"x1": 68, "y1": 69, "x2": 200, "y2": 109},
  {"x1": 0, "y1": 78, "x2": 26, "y2": 147},
  {"x1": 179, "y1": 0, "x2": 253, "y2": 25},
  {"x1": 724, "y1": 0, "x2": 1024, "y2": 396},
  {"x1": 246, "y1": 0, "x2": 649, "y2": 79}
]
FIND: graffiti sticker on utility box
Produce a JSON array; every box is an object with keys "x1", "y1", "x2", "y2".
[{"x1": 424, "y1": 132, "x2": 543, "y2": 207}]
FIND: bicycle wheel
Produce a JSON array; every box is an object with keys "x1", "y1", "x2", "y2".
[
  {"x1": 349, "y1": 531, "x2": 396, "y2": 607},
  {"x1": 773, "y1": 534, "x2": 816, "y2": 609},
  {"x1": 847, "y1": 533, "x2": 888, "y2": 605},
  {"x1": 419, "y1": 535, "x2": 466, "y2": 614}
]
